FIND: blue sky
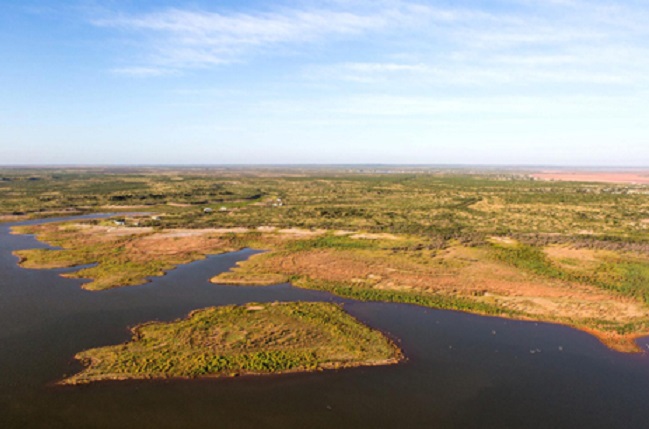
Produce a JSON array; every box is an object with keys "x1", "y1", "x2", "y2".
[{"x1": 1, "y1": 0, "x2": 648, "y2": 165}]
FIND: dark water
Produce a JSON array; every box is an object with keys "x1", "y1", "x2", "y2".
[{"x1": 2, "y1": 216, "x2": 649, "y2": 428}]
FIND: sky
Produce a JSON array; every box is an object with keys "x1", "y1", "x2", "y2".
[{"x1": 1, "y1": 0, "x2": 648, "y2": 166}]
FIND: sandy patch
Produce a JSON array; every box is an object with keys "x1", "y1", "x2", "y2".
[
  {"x1": 543, "y1": 246, "x2": 610, "y2": 263},
  {"x1": 482, "y1": 295, "x2": 648, "y2": 322},
  {"x1": 488, "y1": 236, "x2": 518, "y2": 245},
  {"x1": 531, "y1": 172, "x2": 649, "y2": 185},
  {"x1": 70, "y1": 224, "x2": 154, "y2": 239},
  {"x1": 277, "y1": 228, "x2": 327, "y2": 237},
  {"x1": 0, "y1": 215, "x2": 24, "y2": 222},
  {"x1": 1, "y1": 209, "x2": 84, "y2": 223},
  {"x1": 333, "y1": 230, "x2": 354, "y2": 236},
  {"x1": 153, "y1": 228, "x2": 249, "y2": 238},
  {"x1": 126, "y1": 233, "x2": 228, "y2": 256},
  {"x1": 350, "y1": 233, "x2": 400, "y2": 240}
]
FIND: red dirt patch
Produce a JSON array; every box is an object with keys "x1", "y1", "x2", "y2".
[{"x1": 531, "y1": 172, "x2": 649, "y2": 185}]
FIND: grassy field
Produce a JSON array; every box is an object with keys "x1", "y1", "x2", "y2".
[
  {"x1": 63, "y1": 302, "x2": 401, "y2": 384},
  {"x1": 6, "y1": 167, "x2": 649, "y2": 352}
]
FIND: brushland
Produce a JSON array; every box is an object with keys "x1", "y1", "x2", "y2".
[
  {"x1": 63, "y1": 302, "x2": 402, "y2": 384},
  {"x1": 212, "y1": 234, "x2": 649, "y2": 353},
  {"x1": 7, "y1": 168, "x2": 649, "y2": 352}
]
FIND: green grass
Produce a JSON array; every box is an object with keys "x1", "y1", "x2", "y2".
[
  {"x1": 490, "y1": 242, "x2": 649, "y2": 304},
  {"x1": 292, "y1": 278, "x2": 523, "y2": 317},
  {"x1": 590, "y1": 261, "x2": 649, "y2": 304},
  {"x1": 63, "y1": 302, "x2": 401, "y2": 384},
  {"x1": 285, "y1": 234, "x2": 378, "y2": 251},
  {"x1": 490, "y1": 243, "x2": 567, "y2": 279}
]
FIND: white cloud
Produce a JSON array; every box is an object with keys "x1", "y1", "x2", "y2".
[
  {"x1": 93, "y1": 6, "x2": 399, "y2": 68},
  {"x1": 296, "y1": 0, "x2": 649, "y2": 88},
  {"x1": 329, "y1": 94, "x2": 628, "y2": 117},
  {"x1": 307, "y1": 56, "x2": 646, "y2": 87},
  {"x1": 90, "y1": 2, "x2": 522, "y2": 70},
  {"x1": 92, "y1": 0, "x2": 649, "y2": 91},
  {"x1": 111, "y1": 67, "x2": 178, "y2": 77}
]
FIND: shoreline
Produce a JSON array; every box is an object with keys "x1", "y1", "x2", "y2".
[
  {"x1": 10, "y1": 216, "x2": 649, "y2": 357},
  {"x1": 60, "y1": 302, "x2": 404, "y2": 385},
  {"x1": 213, "y1": 276, "x2": 649, "y2": 354},
  {"x1": 59, "y1": 356, "x2": 404, "y2": 386}
]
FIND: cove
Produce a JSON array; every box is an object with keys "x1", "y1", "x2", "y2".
[{"x1": 2, "y1": 215, "x2": 649, "y2": 428}]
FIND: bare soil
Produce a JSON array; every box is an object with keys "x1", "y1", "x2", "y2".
[{"x1": 532, "y1": 172, "x2": 649, "y2": 184}]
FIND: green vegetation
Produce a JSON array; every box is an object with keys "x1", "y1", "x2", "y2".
[
  {"x1": 491, "y1": 243, "x2": 567, "y2": 279},
  {"x1": 2, "y1": 167, "x2": 649, "y2": 244},
  {"x1": 491, "y1": 242, "x2": 649, "y2": 304},
  {"x1": 12, "y1": 221, "x2": 249, "y2": 290},
  {"x1": 285, "y1": 234, "x2": 377, "y2": 251},
  {"x1": 63, "y1": 302, "x2": 401, "y2": 384},
  {"x1": 290, "y1": 279, "x2": 522, "y2": 317},
  {"x1": 0, "y1": 168, "x2": 263, "y2": 218},
  {"x1": 6, "y1": 167, "x2": 649, "y2": 352},
  {"x1": 210, "y1": 240, "x2": 649, "y2": 351}
]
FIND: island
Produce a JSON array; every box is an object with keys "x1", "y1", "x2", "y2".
[{"x1": 63, "y1": 302, "x2": 402, "y2": 384}]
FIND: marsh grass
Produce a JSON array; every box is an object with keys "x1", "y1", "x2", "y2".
[
  {"x1": 490, "y1": 243, "x2": 649, "y2": 304},
  {"x1": 64, "y1": 302, "x2": 401, "y2": 384},
  {"x1": 292, "y1": 278, "x2": 521, "y2": 317},
  {"x1": 285, "y1": 234, "x2": 377, "y2": 252}
]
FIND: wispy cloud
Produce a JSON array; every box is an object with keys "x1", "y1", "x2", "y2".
[
  {"x1": 111, "y1": 67, "x2": 178, "y2": 77},
  {"x1": 330, "y1": 94, "x2": 640, "y2": 117},
  {"x1": 297, "y1": 1, "x2": 649, "y2": 89},
  {"x1": 307, "y1": 55, "x2": 647, "y2": 87},
  {"x1": 91, "y1": 0, "x2": 649, "y2": 92},
  {"x1": 92, "y1": 5, "x2": 404, "y2": 69}
]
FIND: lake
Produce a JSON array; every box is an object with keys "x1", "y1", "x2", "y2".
[{"x1": 2, "y1": 215, "x2": 649, "y2": 428}]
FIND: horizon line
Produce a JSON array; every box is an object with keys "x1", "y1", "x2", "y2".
[{"x1": 1, "y1": 163, "x2": 649, "y2": 170}]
